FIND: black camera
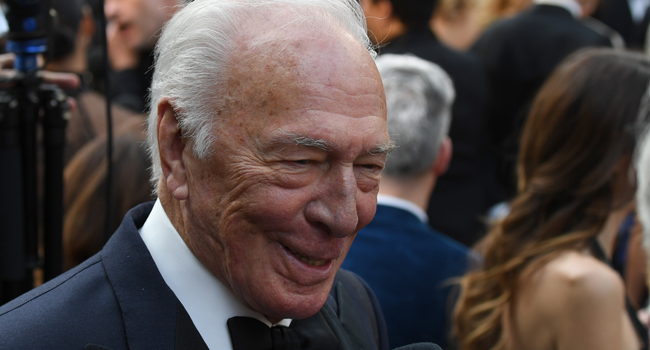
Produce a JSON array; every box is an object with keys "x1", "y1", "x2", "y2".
[{"x1": 4, "y1": 0, "x2": 49, "y2": 72}]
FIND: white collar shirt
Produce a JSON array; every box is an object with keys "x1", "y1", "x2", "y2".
[
  {"x1": 376, "y1": 194, "x2": 429, "y2": 223},
  {"x1": 534, "y1": 0, "x2": 583, "y2": 18},
  {"x1": 138, "y1": 199, "x2": 292, "y2": 350},
  {"x1": 629, "y1": 0, "x2": 650, "y2": 23}
]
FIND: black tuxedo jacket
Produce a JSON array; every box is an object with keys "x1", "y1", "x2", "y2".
[
  {"x1": 0, "y1": 202, "x2": 389, "y2": 350},
  {"x1": 472, "y1": 4, "x2": 612, "y2": 197},
  {"x1": 379, "y1": 27, "x2": 500, "y2": 247}
]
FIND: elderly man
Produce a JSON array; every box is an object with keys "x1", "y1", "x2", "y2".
[
  {"x1": 342, "y1": 54, "x2": 474, "y2": 349},
  {"x1": 0, "y1": 0, "x2": 393, "y2": 349}
]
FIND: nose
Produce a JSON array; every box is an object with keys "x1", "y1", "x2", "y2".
[{"x1": 305, "y1": 165, "x2": 359, "y2": 238}]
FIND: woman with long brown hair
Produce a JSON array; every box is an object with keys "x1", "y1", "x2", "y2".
[{"x1": 454, "y1": 48, "x2": 650, "y2": 350}]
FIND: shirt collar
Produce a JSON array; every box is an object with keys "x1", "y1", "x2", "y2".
[
  {"x1": 139, "y1": 199, "x2": 291, "y2": 349},
  {"x1": 376, "y1": 194, "x2": 428, "y2": 223},
  {"x1": 628, "y1": 0, "x2": 650, "y2": 23},
  {"x1": 534, "y1": 0, "x2": 583, "y2": 18}
]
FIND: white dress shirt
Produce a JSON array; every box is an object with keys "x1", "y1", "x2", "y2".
[
  {"x1": 377, "y1": 194, "x2": 429, "y2": 223},
  {"x1": 534, "y1": 0, "x2": 583, "y2": 18},
  {"x1": 629, "y1": 0, "x2": 650, "y2": 23},
  {"x1": 139, "y1": 199, "x2": 291, "y2": 350}
]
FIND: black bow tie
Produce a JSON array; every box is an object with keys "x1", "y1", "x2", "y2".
[{"x1": 227, "y1": 312, "x2": 339, "y2": 350}]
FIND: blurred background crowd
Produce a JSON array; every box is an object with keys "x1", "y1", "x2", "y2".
[{"x1": 4, "y1": 0, "x2": 650, "y2": 348}]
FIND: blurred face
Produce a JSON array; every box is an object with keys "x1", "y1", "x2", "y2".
[
  {"x1": 361, "y1": 0, "x2": 388, "y2": 45},
  {"x1": 180, "y1": 28, "x2": 389, "y2": 321},
  {"x1": 104, "y1": 0, "x2": 179, "y2": 50}
]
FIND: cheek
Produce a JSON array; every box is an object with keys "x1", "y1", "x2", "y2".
[{"x1": 233, "y1": 184, "x2": 314, "y2": 228}]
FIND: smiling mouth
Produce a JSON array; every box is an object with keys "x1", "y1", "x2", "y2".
[{"x1": 288, "y1": 248, "x2": 327, "y2": 267}]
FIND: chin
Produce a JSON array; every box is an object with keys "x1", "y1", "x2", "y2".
[{"x1": 258, "y1": 287, "x2": 331, "y2": 321}]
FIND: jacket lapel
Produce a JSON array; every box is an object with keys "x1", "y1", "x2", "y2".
[
  {"x1": 175, "y1": 299, "x2": 210, "y2": 350},
  {"x1": 101, "y1": 202, "x2": 179, "y2": 350}
]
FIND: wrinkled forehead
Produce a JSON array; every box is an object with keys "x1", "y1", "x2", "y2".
[{"x1": 221, "y1": 20, "x2": 385, "y2": 125}]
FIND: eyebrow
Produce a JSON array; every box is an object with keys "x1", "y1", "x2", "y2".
[
  {"x1": 272, "y1": 129, "x2": 396, "y2": 156},
  {"x1": 368, "y1": 140, "x2": 397, "y2": 156},
  {"x1": 272, "y1": 130, "x2": 337, "y2": 151}
]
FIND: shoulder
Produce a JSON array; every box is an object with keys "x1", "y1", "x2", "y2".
[
  {"x1": 330, "y1": 269, "x2": 380, "y2": 315},
  {"x1": 329, "y1": 269, "x2": 389, "y2": 350},
  {"x1": 512, "y1": 251, "x2": 627, "y2": 347},
  {"x1": 515, "y1": 251, "x2": 639, "y2": 350},
  {"x1": 0, "y1": 205, "x2": 157, "y2": 349},
  {"x1": 384, "y1": 32, "x2": 484, "y2": 78},
  {"x1": 531, "y1": 251, "x2": 625, "y2": 318},
  {"x1": 473, "y1": 16, "x2": 520, "y2": 49},
  {"x1": 0, "y1": 255, "x2": 127, "y2": 349},
  {"x1": 430, "y1": 43, "x2": 484, "y2": 77},
  {"x1": 544, "y1": 251, "x2": 623, "y2": 295},
  {"x1": 0, "y1": 255, "x2": 104, "y2": 316}
]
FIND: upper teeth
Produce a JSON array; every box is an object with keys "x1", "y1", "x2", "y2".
[{"x1": 290, "y1": 249, "x2": 326, "y2": 267}]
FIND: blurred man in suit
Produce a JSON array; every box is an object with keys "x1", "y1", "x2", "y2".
[
  {"x1": 0, "y1": 1, "x2": 393, "y2": 349},
  {"x1": 45, "y1": 0, "x2": 141, "y2": 164},
  {"x1": 594, "y1": 0, "x2": 650, "y2": 49},
  {"x1": 473, "y1": 0, "x2": 612, "y2": 197},
  {"x1": 343, "y1": 54, "x2": 474, "y2": 349},
  {"x1": 103, "y1": 0, "x2": 181, "y2": 112},
  {"x1": 361, "y1": 0, "x2": 499, "y2": 247}
]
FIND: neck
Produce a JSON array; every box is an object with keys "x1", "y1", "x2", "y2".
[
  {"x1": 378, "y1": 173, "x2": 435, "y2": 211},
  {"x1": 158, "y1": 180, "x2": 188, "y2": 244}
]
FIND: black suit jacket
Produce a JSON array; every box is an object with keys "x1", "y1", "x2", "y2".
[
  {"x1": 472, "y1": 4, "x2": 612, "y2": 196},
  {"x1": 379, "y1": 27, "x2": 500, "y2": 247},
  {"x1": 342, "y1": 204, "x2": 472, "y2": 348},
  {"x1": 594, "y1": 0, "x2": 650, "y2": 49},
  {"x1": 0, "y1": 202, "x2": 389, "y2": 350}
]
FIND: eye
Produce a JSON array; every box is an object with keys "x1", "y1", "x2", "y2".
[
  {"x1": 356, "y1": 162, "x2": 384, "y2": 172},
  {"x1": 361, "y1": 164, "x2": 380, "y2": 170},
  {"x1": 293, "y1": 160, "x2": 310, "y2": 165}
]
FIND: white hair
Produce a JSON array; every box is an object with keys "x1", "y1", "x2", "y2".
[
  {"x1": 375, "y1": 54, "x2": 455, "y2": 178},
  {"x1": 146, "y1": 0, "x2": 374, "y2": 190},
  {"x1": 637, "y1": 125, "x2": 650, "y2": 253}
]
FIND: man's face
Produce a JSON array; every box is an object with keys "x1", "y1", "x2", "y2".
[
  {"x1": 180, "y1": 28, "x2": 389, "y2": 321},
  {"x1": 104, "y1": 0, "x2": 178, "y2": 51}
]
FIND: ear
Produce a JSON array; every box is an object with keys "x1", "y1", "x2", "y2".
[
  {"x1": 433, "y1": 136, "x2": 452, "y2": 177},
  {"x1": 157, "y1": 98, "x2": 189, "y2": 201}
]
